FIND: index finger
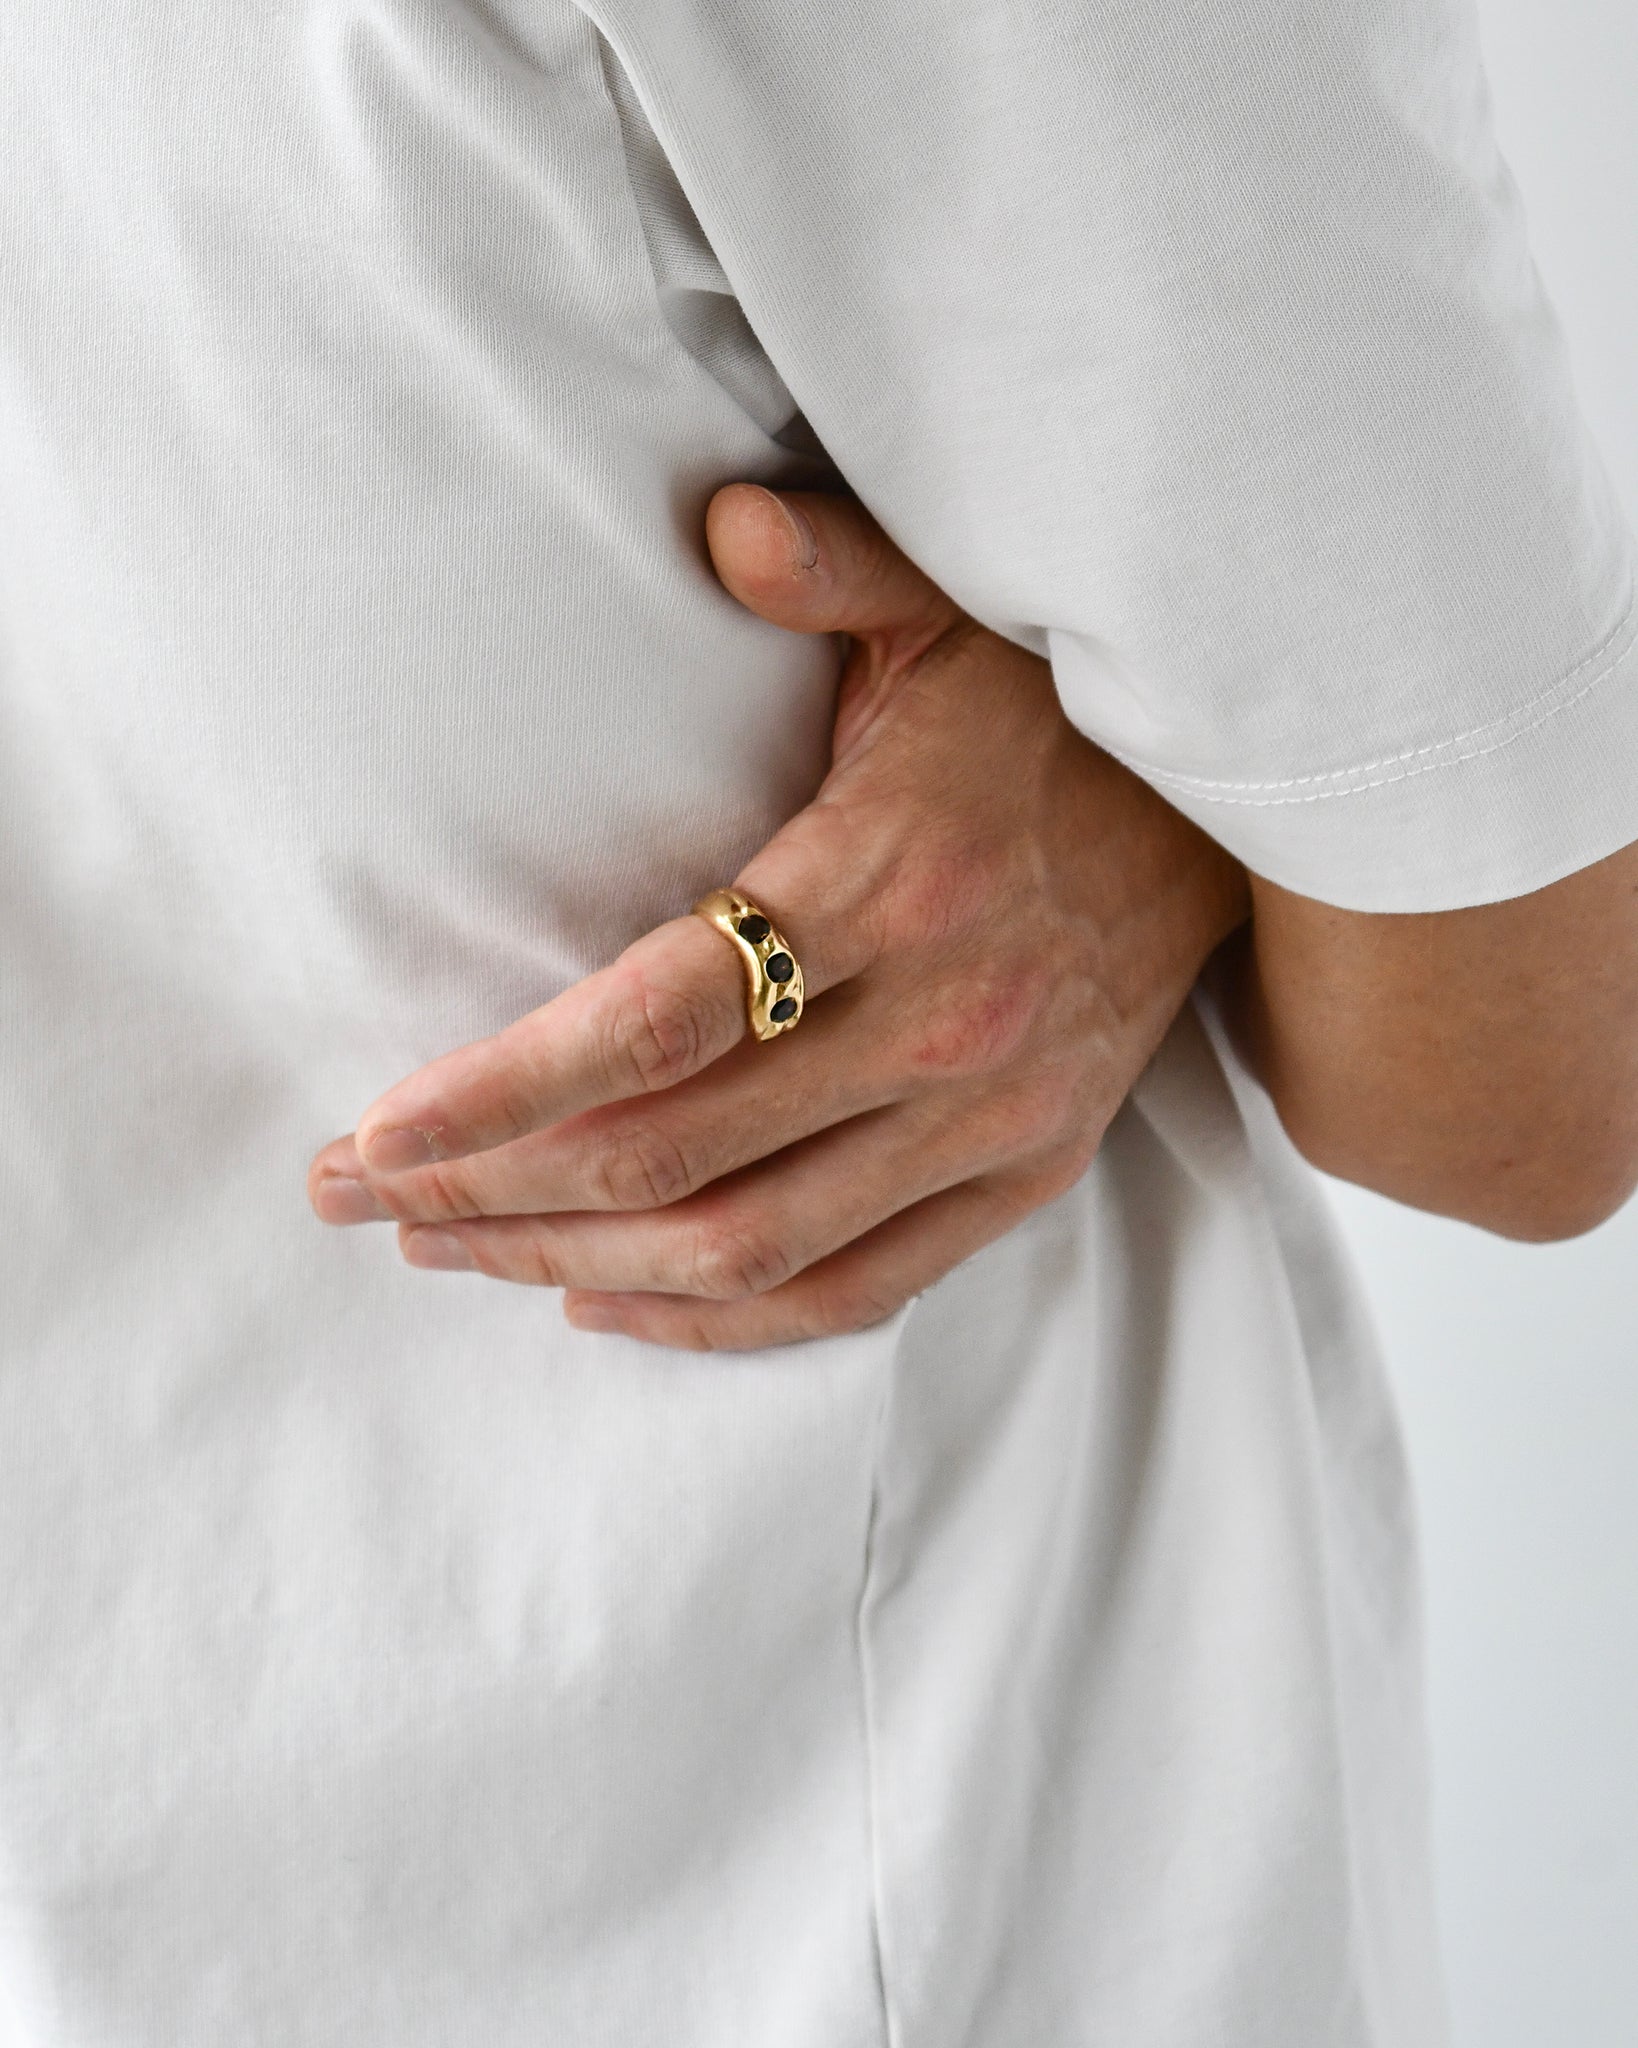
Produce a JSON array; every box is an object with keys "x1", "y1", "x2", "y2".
[{"x1": 354, "y1": 916, "x2": 745, "y2": 1174}]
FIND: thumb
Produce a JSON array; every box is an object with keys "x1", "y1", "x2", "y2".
[{"x1": 706, "y1": 484, "x2": 962, "y2": 648}]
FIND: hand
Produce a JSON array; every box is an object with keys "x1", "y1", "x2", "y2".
[{"x1": 308, "y1": 487, "x2": 1248, "y2": 1349}]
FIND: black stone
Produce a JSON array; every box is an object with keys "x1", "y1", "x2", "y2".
[
  {"x1": 770, "y1": 997, "x2": 798, "y2": 1024},
  {"x1": 765, "y1": 951, "x2": 795, "y2": 984},
  {"x1": 736, "y1": 914, "x2": 771, "y2": 944}
]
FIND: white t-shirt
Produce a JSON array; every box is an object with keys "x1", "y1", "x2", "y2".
[{"x1": 2, "y1": 3, "x2": 1633, "y2": 2044}]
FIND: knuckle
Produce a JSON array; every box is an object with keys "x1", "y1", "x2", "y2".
[
  {"x1": 484, "y1": 1085, "x2": 540, "y2": 1149},
  {"x1": 513, "y1": 1228, "x2": 565, "y2": 1288},
  {"x1": 1033, "y1": 1142, "x2": 1099, "y2": 1204},
  {"x1": 992, "y1": 1070, "x2": 1082, "y2": 1158},
  {"x1": 607, "y1": 980, "x2": 707, "y2": 1094},
  {"x1": 401, "y1": 1161, "x2": 483, "y2": 1224},
  {"x1": 807, "y1": 1272, "x2": 904, "y2": 1337},
  {"x1": 364, "y1": 1179, "x2": 422, "y2": 1226},
  {"x1": 687, "y1": 1221, "x2": 792, "y2": 1300},
  {"x1": 661, "y1": 1309, "x2": 721, "y2": 1353},
  {"x1": 593, "y1": 1122, "x2": 697, "y2": 1211},
  {"x1": 992, "y1": 1146, "x2": 1095, "y2": 1225}
]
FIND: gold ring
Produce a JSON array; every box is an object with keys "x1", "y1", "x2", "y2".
[{"x1": 692, "y1": 888, "x2": 806, "y2": 1042}]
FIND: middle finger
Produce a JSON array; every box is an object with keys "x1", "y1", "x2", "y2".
[
  {"x1": 313, "y1": 980, "x2": 905, "y2": 1225},
  {"x1": 393, "y1": 1081, "x2": 1046, "y2": 1295}
]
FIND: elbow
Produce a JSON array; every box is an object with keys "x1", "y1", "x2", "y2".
[
  {"x1": 1456, "y1": 1105, "x2": 1638, "y2": 1242},
  {"x1": 1472, "y1": 1148, "x2": 1638, "y2": 1244},
  {"x1": 1281, "y1": 1107, "x2": 1638, "y2": 1245}
]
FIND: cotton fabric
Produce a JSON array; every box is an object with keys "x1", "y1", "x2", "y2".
[{"x1": 1, "y1": 2, "x2": 1632, "y2": 2044}]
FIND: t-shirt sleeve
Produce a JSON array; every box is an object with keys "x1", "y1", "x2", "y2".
[{"x1": 590, "y1": 0, "x2": 1638, "y2": 911}]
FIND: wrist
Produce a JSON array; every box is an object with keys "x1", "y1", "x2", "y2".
[{"x1": 1065, "y1": 745, "x2": 1251, "y2": 1032}]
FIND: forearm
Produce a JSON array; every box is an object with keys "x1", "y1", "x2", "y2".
[{"x1": 1222, "y1": 845, "x2": 1638, "y2": 1242}]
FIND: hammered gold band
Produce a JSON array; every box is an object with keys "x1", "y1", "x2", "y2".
[{"x1": 692, "y1": 888, "x2": 806, "y2": 1042}]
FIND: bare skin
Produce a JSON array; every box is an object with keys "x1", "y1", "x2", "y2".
[
  {"x1": 1235, "y1": 848, "x2": 1638, "y2": 1242},
  {"x1": 308, "y1": 486, "x2": 1638, "y2": 1346},
  {"x1": 307, "y1": 485, "x2": 1247, "y2": 1348}
]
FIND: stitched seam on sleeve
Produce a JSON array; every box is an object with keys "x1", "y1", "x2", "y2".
[{"x1": 1109, "y1": 582, "x2": 1638, "y2": 807}]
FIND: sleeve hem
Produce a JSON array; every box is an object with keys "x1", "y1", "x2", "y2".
[
  {"x1": 1119, "y1": 608, "x2": 1638, "y2": 912},
  {"x1": 1113, "y1": 584, "x2": 1638, "y2": 808}
]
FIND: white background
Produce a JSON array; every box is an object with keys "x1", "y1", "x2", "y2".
[{"x1": 1325, "y1": 16, "x2": 1638, "y2": 2036}]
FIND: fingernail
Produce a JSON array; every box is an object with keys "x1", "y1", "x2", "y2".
[
  {"x1": 314, "y1": 1174, "x2": 392, "y2": 1226},
  {"x1": 403, "y1": 1227, "x2": 475, "y2": 1272},
  {"x1": 771, "y1": 494, "x2": 819, "y2": 573},
  {"x1": 361, "y1": 1124, "x2": 441, "y2": 1173},
  {"x1": 565, "y1": 1297, "x2": 625, "y2": 1335}
]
